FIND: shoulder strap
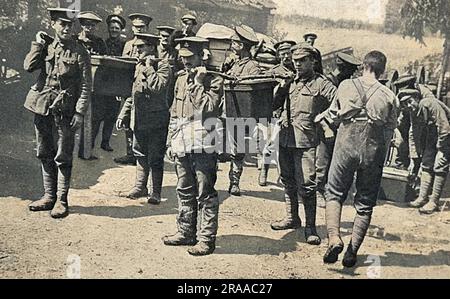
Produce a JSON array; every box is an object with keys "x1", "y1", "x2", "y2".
[{"x1": 352, "y1": 78, "x2": 369, "y2": 106}]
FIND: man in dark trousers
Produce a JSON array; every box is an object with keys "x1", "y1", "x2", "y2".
[
  {"x1": 271, "y1": 43, "x2": 337, "y2": 246},
  {"x1": 76, "y1": 11, "x2": 107, "y2": 160},
  {"x1": 163, "y1": 37, "x2": 223, "y2": 256},
  {"x1": 223, "y1": 25, "x2": 262, "y2": 196},
  {"x1": 115, "y1": 13, "x2": 152, "y2": 166},
  {"x1": 25, "y1": 7, "x2": 92, "y2": 218},
  {"x1": 323, "y1": 51, "x2": 398, "y2": 268},
  {"x1": 90, "y1": 14, "x2": 127, "y2": 153},
  {"x1": 116, "y1": 33, "x2": 171, "y2": 204}
]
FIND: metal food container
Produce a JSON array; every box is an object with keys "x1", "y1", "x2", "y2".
[
  {"x1": 224, "y1": 78, "x2": 278, "y2": 119},
  {"x1": 91, "y1": 56, "x2": 137, "y2": 97}
]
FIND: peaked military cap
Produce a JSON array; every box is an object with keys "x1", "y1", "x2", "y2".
[
  {"x1": 48, "y1": 7, "x2": 79, "y2": 22},
  {"x1": 292, "y1": 43, "x2": 316, "y2": 60},
  {"x1": 157, "y1": 25, "x2": 176, "y2": 36},
  {"x1": 77, "y1": 11, "x2": 103, "y2": 23},
  {"x1": 303, "y1": 33, "x2": 318, "y2": 40},
  {"x1": 176, "y1": 36, "x2": 209, "y2": 57},
  {"x1": 274, "y1": 40, "x2": 297, "y2": 52},
  {"x1": 106, "y1": 14, "x2": 126, "y2": 29},
  {"x1": 134, "y1": 33, "x2": 160, "y2": 46},
  {"x1": 394, "y1": 75, "x2": 417, "y2": 91},
  {"x1": 336, "y1": 52, "x2": 361, "y2": 66},
  {"x1": 232, "y1": 25, "x2": 259, "y2": 45},
  {"x1": 129, "y1": 13, "x2": 152, "y2": 27},
  {"x1": 398, "y1": 89, "x2": 421, "y2": 102},
  {"x1": 181, "y1": 13, "x2": 198, "y2": 25}
]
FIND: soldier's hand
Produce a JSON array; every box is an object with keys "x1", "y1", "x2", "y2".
[
  {"x1": 70, "y1": 113, "x2": 83, "y2": 130},
  {"x1": 408, "y1": 158, "x2": 421, "y2": 178},
  {"x1": 194, "y1": 66, "x2": 207, "y2": 84},
  {"x1": 36, "y1": 31, "x2": 47, "y2": 45},
  {"x1": 166, "y1": 146, "x2": 175, "y2": 161},
  {"x1": 116, "y1": 119, "x2": 125, "y2": 131}
]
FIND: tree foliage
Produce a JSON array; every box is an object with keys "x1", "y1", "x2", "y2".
[{"x1": 400, "y1": 0, "x2": 450, "y2": 42}]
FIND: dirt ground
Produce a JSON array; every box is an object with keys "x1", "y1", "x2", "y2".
[{"x1": 1, "y1": 124, "x2": 450, "y2": 279}]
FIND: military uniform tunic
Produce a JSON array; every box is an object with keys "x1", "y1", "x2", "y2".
[{"x1": 168, "y1": 71, "x2": 224, "y2": 242}]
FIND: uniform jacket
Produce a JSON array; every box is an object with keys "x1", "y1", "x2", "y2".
[
  {"x1": 273, "y1": 73, "x2": 337, "y2": 148},
  {"x1": 227, "y1": 57, "x2": 261, "y2": 77},
  {"x1": 118, "y1": 57, "x2": 171, "y2": 130},
  {"x1": 409, "y1": 85, "x2": 450, "y2": 157},
  {"x1": 23, "y1": 39, "x2": 92, "y2": 117},
  {"x1": 106, "y1": 36, "x2": 127, "y2": 56},
  {"x1": 168, "y1": 71, "x2": 224, "y2": 156},
  {"x1": 123, "y1": 37, "x2": 140, "y2": 58},
  {"x1": 78, "y1": 33, "x2": 107, "y2": 55}
]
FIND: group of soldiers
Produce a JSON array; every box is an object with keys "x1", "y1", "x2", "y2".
[{"x1": 23, "y1": 6, "x2": 449, "y2": 264}]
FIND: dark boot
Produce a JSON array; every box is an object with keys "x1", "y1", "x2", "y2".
[
  {"x1": 51, "y1": 166, "x2": 71, "y2": 219},
  {"x1": 29, "y1": 160, "x2": 57, "y2": 212},
  {"x1": 258, "y1": 164, "x2": 269, "y2": 187},
  {"x1": 271, "y1": 192, "x2": 302, "y2": 230},
  {"x1": 410, "y1": 171, "x2": 433, "y2": 208},
  {"x1": 162, "y1": 232, "x2": 197, "y2": 246},
  {"x1": 187, "y1": 241, "x2": 216, "y2": 256},
  {"x1": 343, "y1": 213, "x2": 372, "y2": 268},
  {"x1": 304, "y1": 196, "x2": 321, "y2": 245},
  {"x1": 101, "y1": 142, "x2": 114, "y2": 152},
  {"x1": 148, "y1": 167, "x2": 163, "y2": 205},
  {"x1": 228, "y1": 156, "x2": 243, "y2": 196},
  {"x1": 229, "y1": 184, "x2": 241, "y2": 196},
  {"x1": 420, "y1": 174, "x2": 446, "y2": 215},
  {"x1": 125, "y1": 157, "x2": 149, "y2": 199},
  {"x1": 323, "y1": 200, "x2": 344, "y2": 264}
]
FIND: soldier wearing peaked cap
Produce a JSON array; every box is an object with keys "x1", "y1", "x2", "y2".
[
  {"x1": 25, "y1": 7, "x2": 92, "y2": 218},
  {"x1": 75, "y1": 11, "x2": 108, "y2": 160},
  {"x1": 116, "y1": 33, "x2": 172, "y2": 205},
  {"x1": 303, "y1": 33, "x2": 323, "y2": 75},
  {"x1": 222, "y1": 25, "x2": 263, "y2": 197},
  {"x1": 258, "y1": 40, "x2": 297, "y2": 187},
  {"x1": 114, "y1": 13, "x2": 152, "y2": 166},
  {"x1": 157, "y1": 25, "x2": 179, "y2": 109},
  {"x1": 163, "y1": 36, "x2": 224, "y2": 256},
  {"x1": 402, "y1": 83, "x2": 450, "y2": 215},
  {"x1": 315, "y1": 52, "x2": 362, "y2": 207},
  {"x1": 271, "y1": 44, "x2": 337, "y2": 246}
]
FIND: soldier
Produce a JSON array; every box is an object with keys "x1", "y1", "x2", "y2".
[
  {"x1": 90, "y1": 14, "x2": 127, "y2": 153},
  {"x1": 404, "y1": 87, "x2": 450, "y2": 215},
  {"x1": 157, "y1": 25, "x2": 179, "y2": 109},
  {"x1": 116, "y1": 33, "x2": 171, "y2": 204},
  {"x1": 316, "y1": 53, "x2": 361, "y2": 206},
  {"x1": 105, "y1": 14, "x2": 127, "y2": 56},
  {"x1": 224, "y1": 25, "x2": 262, "y2": 196},
  {"x1": 303, "y1": 33, "x2": 323, "y2": 75},
  {"x1": 115, "y1": 13, "x2": 152, "y2": 166},
  {"x1": 259, "y1": 40, "x2": 297, "y2": 187},
  {"x1": 162, "y1": 37, "x2": 223, "y2": 256},
  {"x1": 270, "y1": 44, "x2": 337, "y2": 246},
  {"x1": 25, "y1": 7, "x2": 92, "y2": 218},
  {"x1": 76, "y1": 11, "x2": 107, "y2": 160},
  {"x1": 323, "y1": 51, "x2": 398, "y2": 268},
  {"x1": 172, "y1": 13, "x2": 198, "y2": 41}
]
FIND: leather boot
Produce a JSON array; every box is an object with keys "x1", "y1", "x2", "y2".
[
  {"x1": 410, "y1": 171, "x2": 433, "y2": 208},
  {"x1": 162, "y1": 232, "x2": 197, "y2": 246},
  {"x1": 30, "y1": 160, "x2": 57, "y2": 212},
  {"x1": 187, "y1": 241, "x2": 216, "y2": 256},
  {"x1": 125, "y1": 157, "x2": 149, "y2": 199},
  {"x1": 271, "y1": 192, "x2": 302, "y2": 230},
  {"x1": 228, "y1": 156, "x2": 243, "y2": 196},
  {"x1": 258, "y1": 164, "x2": 269, "y2": 187},
  {"x1": 323, "y1": 200, "x2": 344, "y2": 264},
  {"x1": 420, "y1": 174, "x2": 446, "y2": 215},
  {"x1": 148, "y1": 167, "x2": 163, "y2": 205},
  {"x1": 303, "y1": 196, "x2": 321, "y2": 245},
  {"x1": 51, "y1": 166, "x2": 71, "y2": 219},
  {"x1": 342, "y1": 213, "x2": 372, "y2": 268}
]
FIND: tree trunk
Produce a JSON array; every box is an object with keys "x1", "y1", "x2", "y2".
[{"x1": 437, "y1": 37, "x2": 449, "y2": 100}]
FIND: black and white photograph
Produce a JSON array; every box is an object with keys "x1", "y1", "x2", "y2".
[{"x1": 0, "y1": 0, "x2": 449, "y2": 281}]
